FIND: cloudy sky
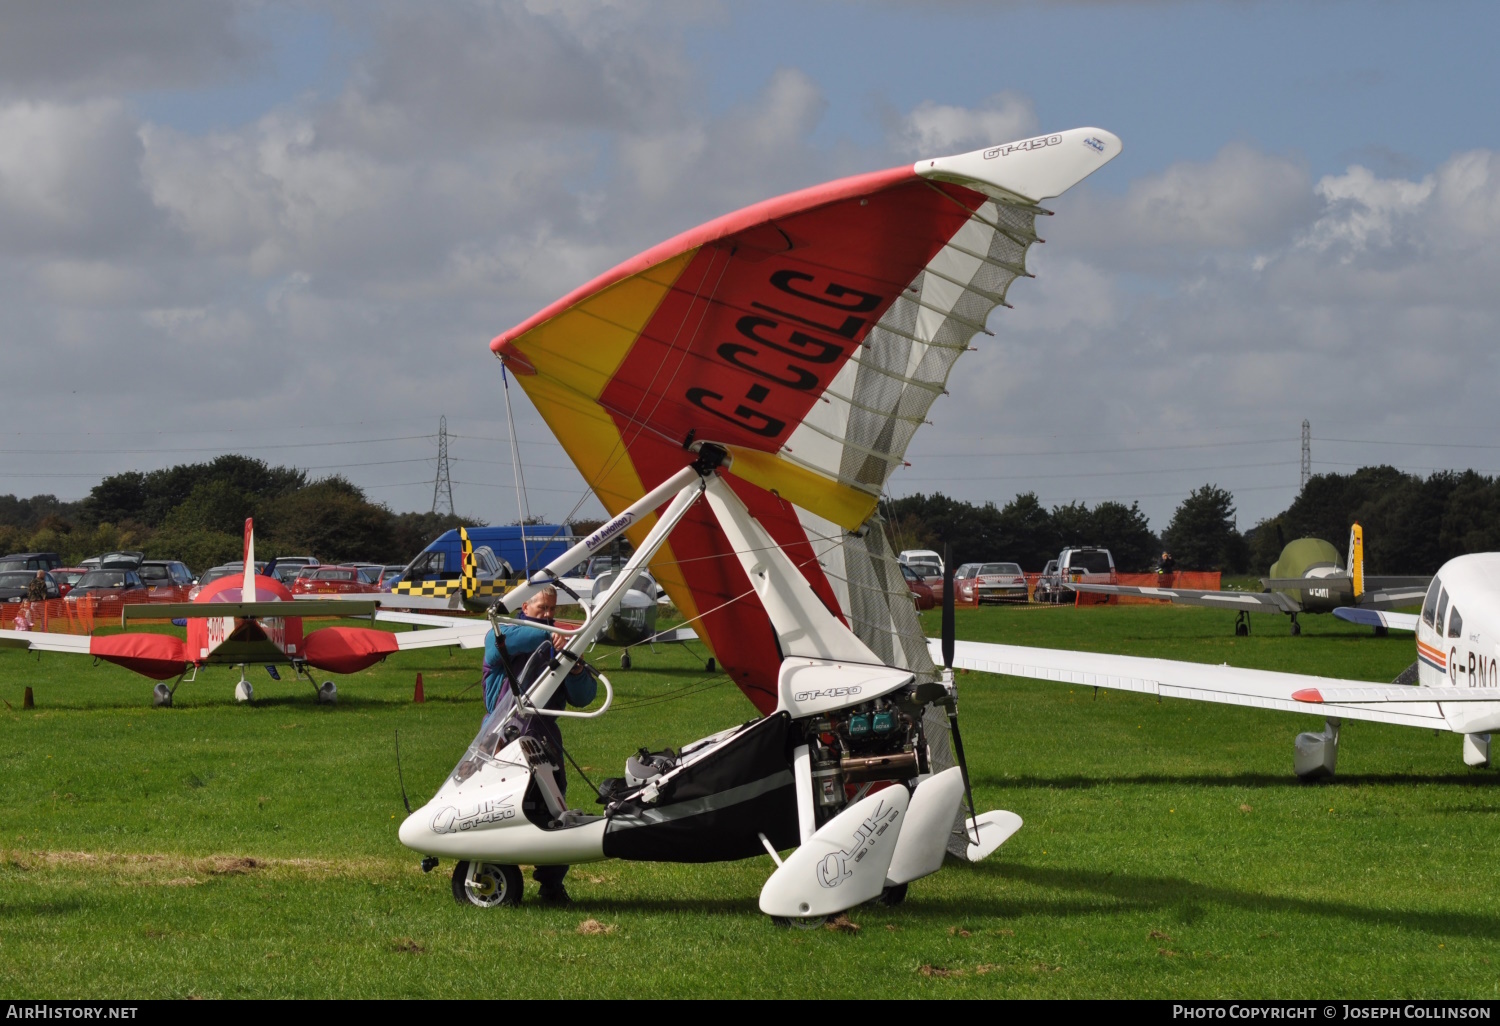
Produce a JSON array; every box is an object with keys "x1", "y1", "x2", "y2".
[{"x1": 3, "y1": 0, "x2": 1498, "y2": 533}]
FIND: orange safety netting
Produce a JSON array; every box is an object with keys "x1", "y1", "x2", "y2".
[
  {"x1": 939, "y1": 571, "x2": 1224, "y2": 608},
  {"x1": 1072, "y1": 571, "x2": 1221, "y2": 605},
  {"x1": 0, "y1": 596, "x2": 171, "y2": 635}
]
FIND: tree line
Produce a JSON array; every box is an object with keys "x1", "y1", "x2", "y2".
[
  {"x1": 5, "y1": 458, "x2": 1497, "y2": 576},
  {"x1": 885, "y1": 466, "x2": 1500, "y2": 575},
  {"x1": 0, "y1": 456, "x2": 481, "y2": 570}
]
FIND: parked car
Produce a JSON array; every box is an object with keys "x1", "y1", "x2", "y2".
[
  {"x1": 951, "y1": 562, "x2": 981, "y2": 604},
  {"x1": 189, "y1": 562, "x2": 274, "y2": 601},
  {"x1": 66, "y1": 569, "x2": 150, "y2": 605},
  {"x1": 274, "y1": 556, "x2": 321, "y2": 572},
  {"x1": 292, "y1": 565, "x2": 377, "y2": 596},
  {"x1": 139, "y1": 560, "x2": 195, "y2": 603},
  {"x1": 92, "y1": 551, "x2": 145, "y2": 570},
  {"x1": 898, "y1": 549, "x2": 944, "y2": 582},
  {"x1": 51, "y1": 567, "x2": 91, "y2": 595},
  {"x1": 973, "y1": 562, "x2": 1028, "y2": 604},
  {"x1": 0, "y1": 552, "x2": 63, "y2": 572},
  {"x1": 1033, "y1": 546, "x2": 1117, "y2": 603},
  {"x1": 0, "y1": 570, "x2": 62, "y2": 602},
  {"x1": 379, "y1": 565, "x2": 406, "y2": 588},
  {"x1": 272, "y1": 564, "x2": 311, "y2": 586},
  {"x1": 900, "y1": 562, "x2": 936, "y2": 610},
  {"x1": 351, "y1": 563, "x2": 386, "y2": 587}
]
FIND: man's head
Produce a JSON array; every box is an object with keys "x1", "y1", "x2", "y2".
[
  {"x1": 34, "y1": 570, "x2": 43, "y2": 579},
  {"x1": 521, "y1": 585, "x2": 558, "y2": 622}
]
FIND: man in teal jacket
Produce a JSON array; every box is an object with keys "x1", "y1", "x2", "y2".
[{"x1": 481, "y1": 585, "x2": 596, "y2": 903}]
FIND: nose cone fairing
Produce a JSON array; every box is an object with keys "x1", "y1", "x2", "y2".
[{"x1": 398, "y1": 735, "x2": 607, "y2": 864}]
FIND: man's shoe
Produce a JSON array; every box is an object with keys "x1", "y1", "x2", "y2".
[{"x1": 537, "y1": 884, "x2": 571, "y2": 906}]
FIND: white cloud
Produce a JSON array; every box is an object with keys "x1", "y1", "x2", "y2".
[
  {"x1": 1301, "y1": 164, "x2": 1435, "y2": 256},
  {"x1": 1118, "y1": 142, "x2": 1313, "y2": 251},
  {"x1": 0, "y1": 0, "x2": 256, "y2": 97},
  {"x1": 0, "y1": 100, "x2": 160, "y2": 255},
  {"x1": 892, "y1": 91, "x2": 1037, "y2": 156}
]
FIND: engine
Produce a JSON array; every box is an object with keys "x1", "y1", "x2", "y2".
[{"x1": 798, "y1": 689, "x2": 929, "y2": 827}]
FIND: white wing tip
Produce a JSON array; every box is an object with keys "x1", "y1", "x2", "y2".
[{"x1": 915, "y1": 126, "x2": 1122, "y2": 203}]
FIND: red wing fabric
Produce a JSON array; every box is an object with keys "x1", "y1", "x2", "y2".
[
  {"x1": 90, "y1": 634, "x2": 190, "y2": 680},
  {"x1": 301, "y1": 627, "x2": 401, "y2": 674}
]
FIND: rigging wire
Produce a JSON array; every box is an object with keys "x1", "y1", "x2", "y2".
[
  {"x1": 894, "y1": 459, "x2": 1300, "y2": 483},
  {"x1": 607, "y1": 674, "x2": 733, "y2": 710},
  {"x1": 499, "y1": 363, "x2": 534, "y2": 571},
  {"x1": 904, "y1": 437, "x2": 1299, "y2": 459},
  {"x1": 0, "y1": 434, "x2": 435, "y2": 455}
]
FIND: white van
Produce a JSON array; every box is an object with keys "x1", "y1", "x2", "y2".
[{"x1": 898, "y1": 549, "x2": 944, "y2": 579}]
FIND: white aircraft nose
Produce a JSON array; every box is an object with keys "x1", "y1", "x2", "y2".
[{"x1": 398, "y1": 807, "x2": 432, "y2": 851}]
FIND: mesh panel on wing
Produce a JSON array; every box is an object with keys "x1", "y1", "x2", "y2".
[
  {"x1": 836, "y1": 200, "x2": 1037, "y2": 496},
  {"x1": 828, "y1": 197, "x2": 1040, "y2": 857},
  {"x1": 834, "y1": 197, "x2": 1038, "y2": 647},
  {"x1": 840, "y1": 519, "x2": 937, "y2": 680}
]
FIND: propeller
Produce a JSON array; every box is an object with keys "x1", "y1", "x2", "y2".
[
  {"x1": 941, "y1": 544, "x2": 955, "y2": 670},
  {"x1": 939, "y1": 542, "x2": 980, "y2": 846}
]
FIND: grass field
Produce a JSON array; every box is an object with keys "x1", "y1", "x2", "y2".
[{"x1": 3, "y1": 603, "x2": 1497, "y2": 999}]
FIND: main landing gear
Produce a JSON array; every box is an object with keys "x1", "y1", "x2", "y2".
[
  {"x1": 294, "y1": 663, "x2": 337, "y2": 704},
  {"x1": 451, "y1": 861, "x2": 523, "y2": 908},
  {"x1": 770, "y1": 881, "x2": 910, "y2": 927},
  {"x1": 234, "y1": 665, "x2": 255, "y2": 704},
  {"x1": 1234, "y1": 611, "x2": 1251, "y2": 637},
  {"x1": 1289, "y1": 612, "x2": 1301, "y2": 637},
  {"x1": 152, "y1": 668, "x2": 191, "y2": 708}
]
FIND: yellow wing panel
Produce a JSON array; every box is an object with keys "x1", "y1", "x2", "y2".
[{"x1": 509, "y1": 250, "x2": 698, "y2": 403}]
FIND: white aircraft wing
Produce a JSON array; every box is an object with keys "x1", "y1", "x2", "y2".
[
  {"x1": 555, "y1": 578, "x2": 594, "y2": 609},
  {"x1": 376, "y1": 610, "x2": 481, "y2": 630},
  {"x1": 648, "y1": 626, "x2": 701, "y2": 644},
  {"x1": 1361, "y1": 587, "x2": 1430, "y2": 611},
  {"x1": 1333, "y1": 608, "x2": 1420, "y2": 632},
  {"x1": 0, "y1": 629, "x2": 94, "y2": 655},
  {"x1": 293, "y1": 592, "x2": 469, "y2": 612},
  {"x1": 1068, "y1": 583, "x2": 1296, "y2": 613},
  {"x1": 392, "y1": 621, "x2": 492, "y2": 651},
  {"x1": 932, "y1": 638, "x2": 1448, "y2": 730},
  {"x1": 1292, "y1": 684, "x2": 1500, "y2": 704}
]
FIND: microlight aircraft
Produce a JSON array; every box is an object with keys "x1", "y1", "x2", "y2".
[
  {"x1": 940, "y1": 552, "x2": 1500, "y2": 780},
  {"x1": 0, "y1": 520, "x2": 490, "y2": 706},
  {"x1": 397, "y1": 127, "x2": 1123, "y2": 918},
  {"x1": 1070, "y1": 524, "x2": 1430, "y2": 636}
]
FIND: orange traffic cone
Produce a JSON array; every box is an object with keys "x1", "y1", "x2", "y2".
[{"x1": 413, "y1": 673, "x2": 425, "y2": 704}]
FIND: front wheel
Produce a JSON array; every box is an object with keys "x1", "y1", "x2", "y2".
[
  {"x1": 878, "y1": 882, "x2": 908, "y2": 906},
  {"x1": 771, "y1": 915, "x2": 830, "y2": 929},
  {"x1": 451, "y1": 860, "x2": 523, "y2": 908}
]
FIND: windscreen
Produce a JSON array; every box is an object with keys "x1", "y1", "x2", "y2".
[
  {"x1": 0, "y1": 572, "x2": 33, "y2": 588},
  {"x1": 594, "y1": 569, "x2": 654, "y2": 597},
  {"x1": 450, "y1": 703, "x2": 529, "y2": 786},
  {"x1": 1070, "y1": 552, "x2": 1112, "y2": 574},
  {"x1": 140, "y1": 565, "x2": 171, "y2": 582},
  {"x1": 78, "y1": 571, "x2": 125, "y2": 588}
]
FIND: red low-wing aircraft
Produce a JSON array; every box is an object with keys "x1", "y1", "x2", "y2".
[{"x1": 0, "y1": 519, "x2": 491, "y2": 706}]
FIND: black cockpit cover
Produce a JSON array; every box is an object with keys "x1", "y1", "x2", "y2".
[{"x1": 602, "y1": 713, "x2": 798, "y2": 863}]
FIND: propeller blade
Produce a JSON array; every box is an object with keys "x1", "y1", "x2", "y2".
[
  {"x1": 938, "y1": 543, "x2": 977, "y2": 843},
  {"x1": 941, "y1": 542, "x2": 955, "y2": 670}
]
